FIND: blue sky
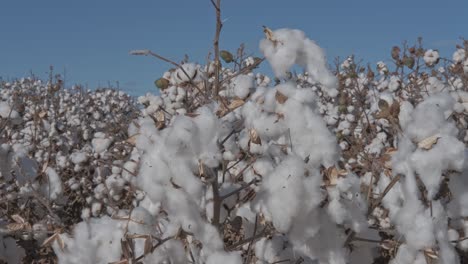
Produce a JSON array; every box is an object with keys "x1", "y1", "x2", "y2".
[{"x1": 0, "y1": 0, "x2": 466, "y2": 95}]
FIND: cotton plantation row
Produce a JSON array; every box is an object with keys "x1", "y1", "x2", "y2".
[
  {"x1": 1, "y1": 29, "x2": 468, "y2": 264},
  {"x1": 0, "y1": 79, "x2": 140, "y2": 262}
]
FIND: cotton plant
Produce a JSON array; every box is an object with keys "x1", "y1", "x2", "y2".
[
  {"x1": 2, "y1": 11, "x2": 468, "y2": 264},
  {"x1": 82, "y1": 27, "x2": 375, "y2": 264},
  {"x1": 363, "y1": 93, "x2": 466, "y2": 264},
  {"x1": 35, "y1": 33, "x2": 468, "y2": 263},
  {"x1": 0, "y1": 77, "x2": 141, "y2": 262}
]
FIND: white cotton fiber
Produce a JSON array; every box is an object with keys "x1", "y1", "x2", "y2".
[{"x1": 260, "y1": 28, "x2": 338, "y2": 97}]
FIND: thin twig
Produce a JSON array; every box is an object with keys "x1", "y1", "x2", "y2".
[
  {"x1": 244, "y1": 215, "x2": 258, "y2": 263},
  {"x1": 371, "y1": 174, "x2": 402, "y2": 211},
  {"x1": 212, "y1": 0, "x2": 222, "y2": 97},
  {"x1": 220, "y1": 179, "x2": 259, "y2": 200},
  {"x1": 226, "y1": 228, "x2": 268, "y2": 251},
  {"x1": 220, "y1": 58, "x2": 265, "y2": 85}
]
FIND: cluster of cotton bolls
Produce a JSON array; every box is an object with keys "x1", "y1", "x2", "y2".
[
  {"x1": 48, "y1": 28, "x2": 374, "y2": 264},
  {"x1": 0, "y1": 78, "x2": 141, "y2": 262},
  {"x1": 2, "y1": 30, "x2": 468, "y2": 264},
  {"x1": 311, "y1": 42, "x2": 468, "y2": 263}
]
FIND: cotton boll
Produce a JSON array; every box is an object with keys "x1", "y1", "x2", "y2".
[
  {"x1": 92, "y1": 133, "x2": 113, "y2": 154},
  {"x1": 259, "y1": 28, "x2": 338, "y2": 97},
  {"x1": 453, "y1": 102, "x2": 464, "y2": 113},
  {"x1": 365, "y1": 136, "x2": 385, "y2": 155},
  {"x1": 447, "y1": 228, "x2": 460, "y2": 244},
  {"x1": 81, "y1": 208, "x2": 91, "y2": 220},
  {"x1": 42, "y1": 167, "x2": 63, "y2": 200},
  {"x1": 122, "y1": 160, "x2": 138, "y2": 180},
  {"x1": 254, "y1": 236, "x2": 292, "y2": 263},
  {"x1": 144, "y1": 240, "x2": 187, "y2": 263},
  {"x1": 329, "y1": 174, "x2": 368, "y2": 232},
  {"x1": 232, "y1": 74, "x2": 255, "y2": 99},
  {"x1": 345, "y1": 114, "x2": 355, "y2": 122},
  {"x1": 278, "y1": 99, "x2": 338, "y2": 167},
  {"x1": 453, "y1": 49, "x2": 466, "y2": 63},
  {"x1": 253, "y1": 156, "x2": 322, "y2": 233},
  {"x1": 377, "y1": 61, "x2": 388, "y2": 75},
  {"x1": 448, "y1": 171, "x2": 468, "y2": 218},
  {"x1": 389, "y1": 244, "x2": 418, "y2": 264},
  {"x1": 388, "y1": 76, "x2": 401, "y2": 92},
  {"x1": 410, "y1": 136, "x2": 465, "y2": 198},
  {"x1": 70, "y1": 151, "x2": 88, "y2": 164},
  {"x1": 32, "y1": 223, "x2": 48, "y2": 242},
  {"x1": 53, "y1": 217, "x2": 125, "y2": 264},
  {"x1": 405, "y1": 93, "x2": 457, "y2": 142},
  {"x1": 12, "y1": 153, "x2": 39, "y2": 185},
  {"x1": 0, "y1": 101, "x2": 22, "y2": 124},
  {"x1": 172, "y1": 63, "x2": 202, "y2": 84},
  {"x1": 339, "y1": 141, "x2": 349, "y2": 150},
  {"x1": 398, "y1": 101, "x2": 414, "y2": 130},
  {"x1": 424, "y1": 49, "x2": 440, "y2": 66},
  {"x1": 91, "y1": 202, "x2": 102, "y2": 216}
]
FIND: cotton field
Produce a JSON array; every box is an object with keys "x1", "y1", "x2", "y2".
[{"x1": 1, "y1": 13, "x2": 468, "y2": 264}]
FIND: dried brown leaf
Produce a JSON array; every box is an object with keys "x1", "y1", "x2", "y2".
[
  {"x1": 228, "y1": 99, "x2": 245, "y2": 110},
  {"x1": 7, "y1": 223, "x2": 25, "y2": 232},
  {"x1": 424, "y1": 248, "x2": 438, "y2": 259},
  {"x1": 144, "y1": 237, "x2": 153, "y2": 255},
  {"x1": 126, "y1": 134, "x2": 139, "y2": 146},
  {"x1": 418, "y1": 135, "x2": 441, "y2": 150},
  {"x1": 11, "y1": 214, "x2": 25, "y2": 224},
  {"x1": 275, "y1": 91, "x2": 288, "y2": 104},
  {"x1": 56, "y1": 234, "x2": 65, "y2": 251},
  {"x1": 155, "y1": 111, "x2": 166, "y2": 130},
  {"x1": 38, "y1": 110, "x2": 47, "y2": 118},
  {"x1": 249, "y1": 129, "x2": 261, "y2": 145}
]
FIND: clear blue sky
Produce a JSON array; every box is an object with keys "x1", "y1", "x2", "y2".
[{"x1": 0, "y1": 0, "x2": 466, "y2": 96}]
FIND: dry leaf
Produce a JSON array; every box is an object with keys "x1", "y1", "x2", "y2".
[
  {"x1": 389, "y1": 101, "x2": 400, "y2": 117},
  {"x1": 263, "y1": 26, "x2": 275, "y2": 42},
  {"x1": 274, "y1": 112, "x2": 285, "y2": 123},
  {"x1": 424, "y1": 248, "x2": 438, "y2": 259},
  {"x1": 155, "y1": 111, "x2": 166, "y2": 130},
  {"x1": 42, "y1": 233, "x2": 58, "y2": 247},
  {"x1": 256, "y1": 96, "x2": 265, "y2": 105},
  {"x1": 217, "y1": 99, "x2": 245, "y2": 117},
  {"x1": 263, "y1": 25, "x2": 282, "y2": 47},
  {"x1": 38, "y1": 110, "x2": 47, "y2": 118},
  {"x1": 42, "y1": 232, "x2": 65, "y2": 251},
  {"x1": 378, "y1": 99, "x2": 389, "y2": 111},
  {"x1": 380, "y1": 239, "x2": 397, "y2": 250},
  {"x1": 249, "y1": 129, "x2": 261, "y2": 145},
  {"x1": 144, "y1": 237, "x2": 153, "y2": 255},
  {"x1": 275, "y1": 91, "x2": 288, "y2": 104},
  {"x1": 7, "y1": 223, "x2": 25, "y2": 232},
  {"x1": 126, "y1": 134, "x2": 139, "y2": 146},
  {"x1": 418, "y1": 135, "x2": 441, "y2": 150},
  {"x1": 228, "y1": 99, "x2": 245, "y2": 110},
  {"x1": 56, "y1": 234, "x2": 65, "y2": 250},
  {"x1": 155, "y1": 111, "x2": 165, "y2": 122},
  {"x1": 325, "y1": 167, "x2": 346, "y2": 186},
  {"x1": 11, "y1": 214, "x2": 25, "y2": 224},
  {"x1": 121, "y1": 239, "x2": 132, "y2": 259},
  {"x1": 185, "y1": 112, "x2": 200, "y2": 118},
  {"x1": 41, "y1": 162, "x2": 49, "y2": 174},
  {"x1": 198, "y1": 162, "x2": 205, "y2": 177},
  {"x1": 381, "y1": 147, "x2": 397, "y2": 169},
  {"x1": 328, "y1": 168, "x2": 338, "y2": 186}
]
